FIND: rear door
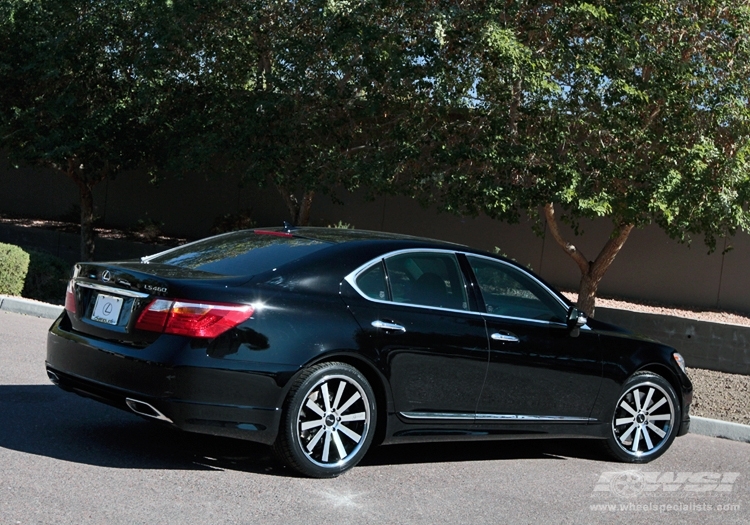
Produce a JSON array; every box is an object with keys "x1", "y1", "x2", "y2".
[{"x1": 344, "y1": 250, "x2": 489, "y2": 420}]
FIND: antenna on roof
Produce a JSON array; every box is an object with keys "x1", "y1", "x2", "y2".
[{"x1": 283, "y1": 221, "x2": 295, "y2": 232}]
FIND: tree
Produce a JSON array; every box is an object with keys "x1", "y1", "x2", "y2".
[
  {"x1": 401, "y1": 1, "x2": 750, "y2": 316},
  {"x1": 0, "y1": 1, "x2": 159, "y2": 259}
]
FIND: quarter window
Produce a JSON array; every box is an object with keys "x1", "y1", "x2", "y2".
[
  {"x1": 466, "y1": 256, "x2": 565, "y2": 322},
  {"x1": 355, "y1": 261, "x2": 388, "y2": 301}
]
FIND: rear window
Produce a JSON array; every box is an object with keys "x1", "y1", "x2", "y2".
[{"x1": 145, "y1": 232, "x2": 330, "y2": 276}]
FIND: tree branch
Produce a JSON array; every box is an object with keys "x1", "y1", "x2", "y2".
[{"x1": 544, "y1": 203, "x2": 590, "y2": 275}]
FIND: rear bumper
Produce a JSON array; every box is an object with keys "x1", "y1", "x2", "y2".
[{"x1": 46, "y1": 314, "x2": 298, "y2": 445}]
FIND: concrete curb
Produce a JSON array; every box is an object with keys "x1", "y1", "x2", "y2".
[
  {"x1": 690, "y1": 416, "x2": 750, "y2": 444},
  {"x1": 2, "y1": 295, "x2": 750, "y2": 445},
  {"x1": 0, "y1": 295, "x2": 63, "y2": 320}
]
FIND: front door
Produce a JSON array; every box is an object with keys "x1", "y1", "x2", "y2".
[{"x1": 464, "y1": 255, "x2": 602, "y2": 421}]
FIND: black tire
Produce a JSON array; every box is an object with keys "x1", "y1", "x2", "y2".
[
  {"x1": 274, "y1": 362, "x2": 376, "y2": 478},
  {"x1": 604, "y1": 371, "x2": 680, "y2": 463}
]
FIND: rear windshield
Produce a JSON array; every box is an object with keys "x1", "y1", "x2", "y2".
[{"x1": 145, "y1": 232, "x2": 330, "y2": 276}]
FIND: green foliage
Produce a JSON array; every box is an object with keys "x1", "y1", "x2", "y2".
[
  {"x1": 328, "y1": 221, "x2": 353, "y2": 229},
  {"x1": 22, "y1": 251, "x2": 69, "y2": 305},
  {"x1": 0, "y1": 243, "x2": 30, "y2": 296},
  {"x1": 398, "y1": 0, "x2": 750, "y2": 255}
]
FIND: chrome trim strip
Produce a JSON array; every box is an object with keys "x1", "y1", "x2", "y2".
[
  {"x1": 475, "y1": 414, "x2": 595, "y2": 422},
  {"x1": 76, "y1": 282, "x2": 150, "y2": 298},
  {"x1": 400, "y1": 412, "x2": 475, "y2": 420},
  {"x1": 400, "y1": 411, "x2": 596, "y2": 423},
  {"x1": 343, "y1": 248, "x2": 570, "y2": 327}
]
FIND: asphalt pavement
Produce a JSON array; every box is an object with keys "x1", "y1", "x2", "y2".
[{"x1": 1, "y1": 310, "x2": 748, "y2": 524}]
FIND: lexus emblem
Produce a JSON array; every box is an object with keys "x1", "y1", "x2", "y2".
[{"x1": 101, "y1": 270, "x2": 112, "y2": 283}]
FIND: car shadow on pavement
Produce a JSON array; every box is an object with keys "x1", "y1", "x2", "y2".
[{"x1": 0, "y1": 384, "x2": 606, "y2": 478}]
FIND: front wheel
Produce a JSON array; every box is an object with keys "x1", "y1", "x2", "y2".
[
  {"x1": 604, "y1": 372, "x2": 680, "y2": 463},
  {"x1": 274, "y1": 362, "x2": 376, "y2": 478}
]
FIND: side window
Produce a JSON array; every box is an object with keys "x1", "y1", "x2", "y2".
[
  {"x1": 466, "y1": 256, "x2": 565, "y2": 322},
  {"x1": 384, "y1": 252, "x2": 468, "y2": 310},
  {"x1": 355, "y1": 261, "x2": 388, "y2": 301}
]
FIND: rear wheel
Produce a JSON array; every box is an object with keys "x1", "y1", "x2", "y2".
[
  {"x1": 604, "y1": 372, "x2": 680, "y2": 463},
  {"x1": 274, "y1": 362, "x2": 376, "y2": 478}
]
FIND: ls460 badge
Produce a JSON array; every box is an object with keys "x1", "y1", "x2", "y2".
[{"x1": 143, "y1": 284, "x2": 168, "y2": 294}]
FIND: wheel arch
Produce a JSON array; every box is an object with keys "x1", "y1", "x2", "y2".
[
  {"x1": 634, "y1": 363, "x2": 684, "y2": 411},
  {"x1": 295, "y1": 351, "x2": 392, "y2": 447}
]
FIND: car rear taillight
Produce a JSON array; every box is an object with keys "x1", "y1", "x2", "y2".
[
  {"x1": 135, "y1": 299, "x2": 254, "y2": 338},
  {"x1": 65, "y1": 280, "x2": 76, "y2": 314}
]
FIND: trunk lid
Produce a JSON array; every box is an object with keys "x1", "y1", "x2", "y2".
[{"x1": 66, "y1": 262, "x2": 251, "y2": 345}]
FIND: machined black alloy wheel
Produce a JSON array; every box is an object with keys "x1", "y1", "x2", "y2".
[
  {"x1": 605, "y1": 372, "x2": 680, "y2": 463},
  {"x1": 275, "y1": 362, "x2": 376, "y2": 478}
]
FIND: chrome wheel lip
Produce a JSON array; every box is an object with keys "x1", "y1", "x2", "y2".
[
  {"x1": 295, "y1": 373, "x2": 371, "y2": 469},
  {"x1": 612, "y1": 380, "x2": 675, "y2": 458}
]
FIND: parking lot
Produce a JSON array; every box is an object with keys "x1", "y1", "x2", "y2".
[{"x1": 1, "y1": 310, "x2": 748, "y2": 524}]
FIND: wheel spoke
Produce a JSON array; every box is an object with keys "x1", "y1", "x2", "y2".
[
  {"x1": 306, "y1": 426, "x2": 325, "y2": 453},
  {"x1": 321, "y1": 430, "x2": 332, "y2": 462},
  {"x1": 631, "y1": 426, "x2": 642, "y2": 452},
  {"x1": 633, "y1": 389, "x2": 642, "y2": 411},
  {"x1": 619, "y1": 422, "x2": 638, "y2": 443},
  {"x1": 648, "y1": 414, "x2": 671, "y2": 421},
  {"x1": 301, "y1": 418, "x2": 325, "y2": 431},
  {"x1": 615, "y1": 416, "x2": 635, "y2": 426},
  {"x1": 305, "y1": 398, "x2": 325, "y2": 418},
  {"x1": 332, "y1": 431, "x2": 348, "y2": 460},
  {"x1": 338, "y1": 391, "x2": 362, "y2": 414},
  {"x1": 648, "y1": 397, "x2": 667, "y2": 413},
  {"x1": 620, "y1": 400, "x2": 638, "y2": 417},
  {"x1": 332, "y1": 380, "x2": 346, "y2": 411},
  {"x1": 321, "y1": 382, "x2": 332, "y2": 413},
  {"x1": 643, "y1": 426, "x2": 655, "y2": 450},
  {"x1": 647, "y1": 422, "x2": 667, "y2": 438},
  {"x1": 337, "y1": 423, "x2": 362, "y2": 444},
  {"x1": 340, "y1": 412, "x2": 366, "y2": 423},
  {"x1": 643, "y1": 387, "x2": 655, "y2": 411}
]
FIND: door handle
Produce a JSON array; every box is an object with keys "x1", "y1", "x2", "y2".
[
  {"x1": 371, "y1": 320, "x2": 406, "y2": 332},
  {"x1": 491, "y1": 332, "x2": 520, "y2": 343}
]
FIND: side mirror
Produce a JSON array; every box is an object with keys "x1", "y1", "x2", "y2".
[{"x1": 566, "y1": 306, "x2": 587, "y2": 329}]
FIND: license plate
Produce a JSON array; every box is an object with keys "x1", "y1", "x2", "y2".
[{"x1": 91, "y1": 294, "x2": 124, "y2": 325}]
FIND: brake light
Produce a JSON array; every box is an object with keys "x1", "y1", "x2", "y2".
[
  {"x1": 65, "y1": 280, "x2": 76, "y2": 314},
  {"x1": 253, "y1": 229, "x2": 293, "y2": 237},
  {"x1": 135, "y1": 299, "x2": 254, "y2": 338}
]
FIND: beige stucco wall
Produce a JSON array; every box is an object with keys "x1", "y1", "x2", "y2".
[{"x1": 1, "y1": 164, "x2": 748, "y2": 315}]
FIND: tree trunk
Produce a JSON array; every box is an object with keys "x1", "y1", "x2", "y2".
[
  {"x1": 77, "y1": 181, "x2": 96, "y2": 261},
  {"x1": 277, "y1": 185, "x2": 315, "y2": 226},
  {"x1": 544, "y1": 203, "x2": 634, "y2": 317},
  {"x1": 63, "y1": 159, "x2": 101, "y2": 262}
]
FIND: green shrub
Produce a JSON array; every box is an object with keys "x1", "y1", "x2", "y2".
[
  {"x1": 0, "y1": 243, "x2": 31, "y2": 296},
  {"x1": 22, "y1": 250, "x2": 70, "y2": 305}
]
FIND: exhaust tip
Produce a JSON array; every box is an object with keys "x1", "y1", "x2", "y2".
[
  {"x1": 125, "y1": 397, "x2": 173, "y2": 423},
  {"x1": 47, "y1": 370, "x2": 60, "y2": 384}
]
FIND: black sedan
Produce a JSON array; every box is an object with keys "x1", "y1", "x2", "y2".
[{"x1": 47, "y1": 227, "x2": 692, "y2": 477}]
